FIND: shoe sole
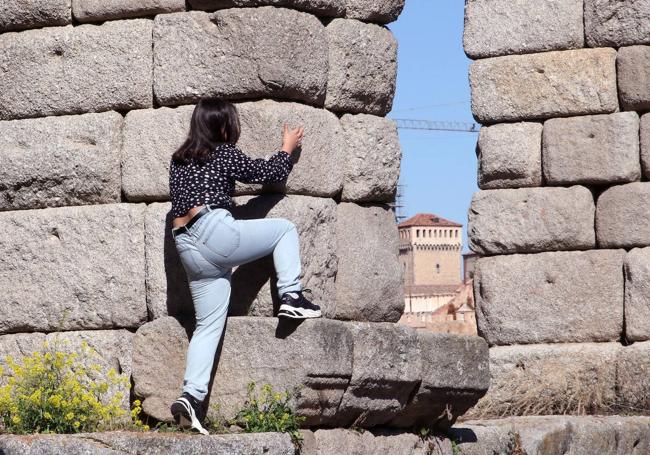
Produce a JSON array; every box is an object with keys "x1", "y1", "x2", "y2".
[
  {"x1": 170, "y1": 398, "x2": 209, "y2": 435},
  {"x1": 278, "y1": 304, "x2": 322, "y2": 319}
]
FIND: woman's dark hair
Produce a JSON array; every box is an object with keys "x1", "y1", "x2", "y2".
[{"x1": 171, "y1": 97, "x2": 241, "y2": 165}]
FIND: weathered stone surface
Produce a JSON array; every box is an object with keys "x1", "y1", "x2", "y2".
[
  {"x1": 144, "y1": 202, "x2": 194, "y2": 319},
  {"x1": 336, "y1": 323, "x2": 421, "y2": 427},
  {"x1": 390, "y1": 332, "x2": 489, "y2": 428},
  {"x1": 468, "y1": 186, "x2": 595, "y2": 255},
  {"x1": 229, "y1": 195, "x2": 338, "y2": 318},
  {"x1": 463, "y1": 0, "x2": 584, "y2": 59},
  {"x1": 122, "y1": 106, "x2": 194, "y2": 202},
  {"x1": 132, "y1": 316, "x2": 354, "y2": 424},
  {"x1": 617, "y1": 45, "x2": 650, "y2": 112},
  {"x1": 453, "y1": 416, "x2": 650, "y2": 455},
  {"x1": 345, "y1": 0, "x2": 405, "y2": 24},
  {"x1": 0, "y1": 204, "x2": 147, "y2": 334},
  {"x1": 0, "y1": 330, "x2": 133, "y2": 412},
  {"x1": 339, "y1": 113, "x2": 401, "y2": 202},
  {"x1": 624, "y1": 248, "x2": 650, "y2": 342},
  {"x1": 0, "y1": 20, "x2": 153, "y2": 120},
  {"x1": 468, "y1": 343, "x2": 620, "y2": 419},
  {"x1": 0, "y1": 0, "x2": 71, "y2": 32},
  {"x1": 0, "y1": 431, "x2": 295, "y2": 455},
  {"x1": 643, "y1": 114, "x2": 650, "y2": 178},
  {"x1": 301, "y1": 428, "x2": 445, "y2": 455},
  {"x1": 233, "y1": 100, "x2": 345, "y2": 198},
  {"x1": 543, "y1": 112, "x2": 641, "y2": 186},
  {"x1": 153, "y1": 9, "x2": 327, "y2": 107},
  {"x1": 469, "y1": 49, "x2": 618, "y2": 124},
  {"x1": 596, "y1": 182, "x2": 650, "y2": 248},
  {"x1": 474, "y1": 250, "x2": 625, "y2": 345},
  {"x1": 144, "y1": 196, "x2": 337, "y2": 319},
  {"x1": 0, "y1": 112, "x2": 122, "y2": 211},
  {"x1": 585, "y1": 0, "x2": 650, "y2": 47},
  {"x1": 72, "y1": 0, "x2": 184, "y2": 22},
  {"x1": 476, "y1": 122, "x2": 542, "y2": 190},
  {"x1": 122, "y1": 102, "x2": 345, "y2": 201},
  {"x1": 325, "y1": 18, "x2": 397, "y2": 116},
  {"x1": 132, "y1": 316, "x2": 488, "y2": 429},
  {"x1": 617, "y1": 342, "x2": 650, "y2": 412},
  {"x1": 188, "y1": 0, "x2": 344, "y2": 18},
  {"x1": 335, "y1": 203, "x2": 404, "y2": 322}
]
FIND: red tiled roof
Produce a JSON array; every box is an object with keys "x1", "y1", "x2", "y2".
[{"x1": 398, "y1": 213, "x2": 462, "y2": 228}]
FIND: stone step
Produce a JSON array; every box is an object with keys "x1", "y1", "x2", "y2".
[{"x1": 131, "y1": 316, "x2": 489, "y2": 429}]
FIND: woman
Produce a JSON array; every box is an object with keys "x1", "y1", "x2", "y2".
[{"x1": 167, "y1": 97, "x2": 321, "y2": 435}]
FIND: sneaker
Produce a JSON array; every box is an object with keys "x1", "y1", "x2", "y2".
[
  {"x1": 170, "y1": 392, "x2": 209, "y2": 435},
  {"x1": 278, "y1": 289, "x2": 322, "y2": 319}
]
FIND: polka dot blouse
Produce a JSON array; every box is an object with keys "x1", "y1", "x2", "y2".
[{"x1": 169, "y1": 142, "x2": 293, "y2": 218}]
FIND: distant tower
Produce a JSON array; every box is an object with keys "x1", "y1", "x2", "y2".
[{"x1": 397, "y1": 213, "x2": 463, "y2": 287}]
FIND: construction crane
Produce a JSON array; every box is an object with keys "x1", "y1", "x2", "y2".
[{"x1": 391, "y1": 118, "x2": 481, "y2": 133}]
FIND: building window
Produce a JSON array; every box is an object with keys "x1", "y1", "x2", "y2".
[
  {"x1": 436, "y1": 263, "x2": 440, "y2": 273},
  {"x1": 416, "y1": 229, "x2": 420, "y2": 238},
  {"x1": 455, "y1": 230, "x2": 458, "y2": 238}
]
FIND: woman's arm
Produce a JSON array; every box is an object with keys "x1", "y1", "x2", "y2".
[{"x1": 228, "y1": 144, "x2": 294, "y2": 184}]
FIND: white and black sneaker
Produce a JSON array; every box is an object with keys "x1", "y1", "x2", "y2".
[
  {"x1": 170, "y1": 392, "x2": 209, "y2": 435},
  {"x1": 278, "y1": 289, "x2": 322, "y2": 319}
]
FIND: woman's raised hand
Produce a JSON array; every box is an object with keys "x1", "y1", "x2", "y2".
[{"x1": 281, "y1": 123, "x2": 304, "y2": 154}]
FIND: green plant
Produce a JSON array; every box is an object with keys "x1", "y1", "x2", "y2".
[
  {"x1": 0, "y1": 337, "x2": 129, "y2": 434},
  {"x1": 228, "y1": 381, "x2": 305, "y2": 445},
  {"x1": 451, "y1": 439, "x2": 461, "y2": 455}
]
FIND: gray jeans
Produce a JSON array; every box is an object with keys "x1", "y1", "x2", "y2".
[{"x1": 172, "y1": 206, "x2": 302, "y2": 400}]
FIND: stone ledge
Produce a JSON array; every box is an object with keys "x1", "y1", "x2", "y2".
[
  {"x1": 0, "y1": 431, "x2": 294, "y2": 455},
  {"x1": 131, "y1": 316, "x2": 489, "y2": 429}
]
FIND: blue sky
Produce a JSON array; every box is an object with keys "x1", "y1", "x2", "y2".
[{"x1": 386, "y1": 0, "x2": 479, "y2": 251}]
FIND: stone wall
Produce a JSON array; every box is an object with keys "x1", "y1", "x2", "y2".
[
  {"x1": 465, "y1": 0, "x2": 650, "y2": 416},
  {"x1": 0, "y1": 0, "x2": 490, "y2": 434}
]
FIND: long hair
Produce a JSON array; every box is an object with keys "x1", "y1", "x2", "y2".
[{"x1": 171, "y1": 98, "x2": 241, "y2": 165}]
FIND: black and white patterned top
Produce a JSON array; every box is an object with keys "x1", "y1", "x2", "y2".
[{"x1": 169, "y1": 142, "x2": 293, "y2": 218}]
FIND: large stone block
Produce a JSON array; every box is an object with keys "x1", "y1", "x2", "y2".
[
  {"x1": 153, "y1": 9, "x2": 327, "y2": 107},
  {"x1": 469, "y1": 49, "x2": 618, "y2": 124},
  {"x1": 453, "y1": 416, "x2": 650, "y2": 455},
  {"x1": 0, "y1": 20, "x2": 153, "y2": 120},
  {"x1": 0, "y1": 111, "x2": 122, "y2": 211},
  {"x1": 121, "y1": 106, "x2": 194, "y2": 202},
  {"x1": 0, "y1": 203, "x2": 147, "y2": 334},
  {"x1": 0, "y1": 330, "x2": 133, "y2": 411},
  {"x1": 233, "y1": 100, "x2": 345, "y2": 198},
  {"x1": 542, "y1": 112, "x2": 641, "y2": 186},
  {"x1": 617, "y1": 45, "x2": 650, "y2": 112},
  {"x1": 229, "y1": 195, "x2": 338, "y2": 318},
  {"x1": 345, "y1": 0, "x2": 405, "y2": 24},
  {"x1": 596, "y1": 182, "x2": 650, "y2": 248},
  {"x1": 585, "y1": 0, "x2": 650, "y2": 47},
  {"x1": 122, "y1": 102, "x2": 345, "y2": 201},
  {"x1": 617, "y1": 342, "x2": 650, "y2": 412},
  {"x1": 339, "y1": 113, "x2": 401, "y2": 202},
  {"x1": 624, "y1": 248, "x2": 650, "y2": 342},
  {"x1": 132, "y1": 316, "x2": 489, "y2": 429},
  {"x1": 390, "y1": 332, "x2": 489, "y2": 428},
  {"x1": 468, "y1": 343, "x2": 620, "y2": 418},
  {"x1": 72, "y1": 0, "x2": 184, "y2": 22},
  {"x1": 325, "y1": 18, "x2": 397, "y2": 116},
  {"x1": 335, "y1": 203, "x2": 404, "y2": 322},
  {"x1": 463, "y1": 0, "x2": 584, "y2": 59},
  {"x1": 301, "y1": 429, "x2": 443, "y2": 455},
  {"x1": 0, "y1": 0, "x2": 71, "y2": 32},
  {"x1": 144, "y1": 196, "x2": 337, "y2": 319},
  {"x1": 188, "y1": 0, "x2": 344, "y2": 18},
  {"x1": 0, "y1": 432, "x2": 295, "y2": 454},
  {"x1": 474, "y1": 250, "x2": 625, "y2": 345},
  {"x1": 476, "y1": 122, "x2": 542, "y2": 190},
  {"x1": 468, "y1": 186, "x2": 595, "y2": 255}
]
